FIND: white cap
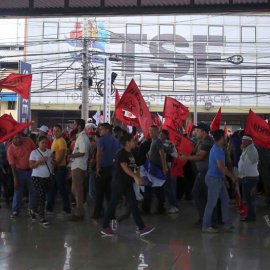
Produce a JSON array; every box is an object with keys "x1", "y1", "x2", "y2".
[
  {"x1": 242, "y1": 135, "x2": 253, "y2": 141},
  {"x1": 37, "y1": 125, "x2": 49, "y2": 134}
]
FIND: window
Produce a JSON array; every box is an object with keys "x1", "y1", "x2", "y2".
[
  {"x1": 8, "y1": 101, "x2": 15, "y2": 110},
  {"x1": 209, "y1": 26, "x2": 223, "y2": 37},
  {"x1": 43, "y1": 22, "x2": 59, "y2": 39},
  {"x1": 208, "y1": 76, "x2": 224, "y2": 92},
  {"x1": 241, "y1": 77, "x2": 256, "y2": 92},
  {"x1": 241, "y1": 26, "x2": 256, "y2": 43},
  {"x1": 41, "y1": 73, "x2": 57, "y2": 89},
  {"x1": 126, "y1": 24, "x2": 141, "y2": 39},
  {"x1": 159, "y1": 24, "x2": 174, "y2": 40}
]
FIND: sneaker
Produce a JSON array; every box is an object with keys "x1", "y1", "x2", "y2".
[
  {"x1": 264, "y1": 215, "x2": 270, "y2": 228},
  {"x1": 140, "y1": 226, "x2": 155, "y2": 237},
  {"x1": 29, "y1": 209, "x2": 37, "y2": 221},
  {"x1": 111, "y1": 219, "x2": 118, "y2": 232},
  {"x1": 45, "y1": 211, "x2": 54, "y2": 215},
  {"x1": 202, "y1": 227, "x2": 220, "y2": 233},
  {"x1": 101, "y1": 227, "x2": 115, "y2": 236},
  {"x1": 10, "y1": 212, "x2": 18, "y2": 218},
  {"x1": 39, "y1": 219, "x2": 49, "y2": 226},
  {"x1": 168, "y1": 206, "x2": 179, "y2": 214}
]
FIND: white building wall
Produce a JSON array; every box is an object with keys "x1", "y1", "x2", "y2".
[{"x1": 25, "y1": 15, "x2": 270, "y2": 110}]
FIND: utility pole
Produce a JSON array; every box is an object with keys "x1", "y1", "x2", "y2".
[
  {"x1": 194, "y1": 58, "x2": 198, "y2": 125},
  {"x1": 81, "y1": 18, "x2": 89, "y2": 122},
  {"x1": 103, "y1": 58, "x2": 112, "y2": 123}
]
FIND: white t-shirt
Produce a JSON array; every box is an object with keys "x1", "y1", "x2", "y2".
[
  {"x1": 29, "y1": 149, "x2": 52, "y2": 178},
  {"x1": 71, "y1": 131, "x2": 90, "y2": 171}
]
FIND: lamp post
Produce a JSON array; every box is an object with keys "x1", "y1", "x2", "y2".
[{"x1": 193, "y1": 54, "x2": 243, "y2": 125}]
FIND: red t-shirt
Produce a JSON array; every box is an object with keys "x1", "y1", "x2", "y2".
[{"x1": 7, "y1": 137, "x2": 36, "y2": 169}]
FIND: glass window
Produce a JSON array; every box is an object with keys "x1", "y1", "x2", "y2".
[
  {"x1": 126, "y1": 24, "x2": 141, "y2": 38},
  {"x1": 41, "y1": 73, "x2": 57, "y2": 89},
  {"x1": 208, "y1": 77, "x2": 224, "y2": 92},
  {"x1": 241, "y1": 27, "x2": 256, "y2": 43},
  {"x1": 159, "y1": 24, "x2": 174, "y2": 40},
  {"x1": 241, "y1": 77, "x2": 256, "y2": 92},
  {"x1": 43, "y1": 22, "x2": 59, "y2": 39},
  {"x1": 209, "y1": 26, "x2": 223, "y2": 37},
  {"x1": 8, "y1": 101, "x2": 15, "y2": 110}
]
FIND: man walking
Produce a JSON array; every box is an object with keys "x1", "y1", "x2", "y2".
[
  {"x1": 7, "y1": 133, "x2": 37, "y2": 219},
  {"x1": 92, "y1": 123, "x2": 120, "y2": 221},
  {"x1": 180, "y1": 122, "x2": 214, "y2": 225},
  {"x1": 142, "y1": 125, "x2": 168, "y2": 215},
  {"x1": 238, "y1": 135, "x2": 259, "y2": 221},
  {"x1": 160, "y1": 129, "x2": 179, "y2": 214},
  {"x1": 202, "y1": 129, "x2": 238, "y2": 233},
  {"x1": 68, "y1": 119, "x2": 90, "y2": 221}
]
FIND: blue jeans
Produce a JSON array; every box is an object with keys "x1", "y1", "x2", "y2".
[
  {"x1": 242, "y1": 176, "x2": 259, "y2": 219},
  {"x1": 12, "y1": 169, "x2": 37, "y2": 213},
  {"x1": 203, "y1": 176, "x2": 232, "y2": 230},
  {"x1": 89, "y1": 171, "x2": 96, "y2": 201},
  {"x1": 46, "y1": 166, "x2": 71, "y2": 213},
  {"x1": 164, "y1": 168, "x2": 178, "y2": 207}
]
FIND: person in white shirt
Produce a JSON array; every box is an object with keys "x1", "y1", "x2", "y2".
[
  {"x1": 238, "y1": 135, "x2": 259, "y2": 222},
  {"x1": 67, "y1": 119, "x2": 90, "y2": 221},
  {"x1": 29, "y1": 136, "x2": 54, "y2": 226}
]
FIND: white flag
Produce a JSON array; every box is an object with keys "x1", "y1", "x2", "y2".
[{"x1": 93, "y1": 107, "x2": 103, "y2": 125}]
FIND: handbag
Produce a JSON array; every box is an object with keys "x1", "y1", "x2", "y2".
[{"x1": 37, "y1": 149, "x2": 55, "y2": 180}]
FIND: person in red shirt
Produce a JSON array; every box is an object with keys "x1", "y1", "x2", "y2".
[
  {"x1": 7, "y1": 133, "x2": 37, "y2": 219},
  {"x1": 37, "y1": 125, "x2": 52, "y2": 149}
]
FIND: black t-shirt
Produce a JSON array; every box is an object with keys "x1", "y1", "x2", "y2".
[{"x1": 113, "y1": 148, "x2": 136, "y2": 184}]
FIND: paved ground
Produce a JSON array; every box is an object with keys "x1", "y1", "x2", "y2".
[{"x1": 0, "y1": 196, "x2": 269, "y2": 270}]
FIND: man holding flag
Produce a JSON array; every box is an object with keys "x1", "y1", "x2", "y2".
[
  {"x1": 180, "y1": 122, "x2": 215, "y2": 225},
  {"x1": 141, "y1": 125, "x2": 167, "y2": 215}
]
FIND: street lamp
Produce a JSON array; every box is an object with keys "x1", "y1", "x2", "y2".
[{"x1": 193, "y1": 54, "x2": 244, "y2": 125}]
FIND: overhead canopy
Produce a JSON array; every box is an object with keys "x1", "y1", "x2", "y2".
[{"x1": 0, "y1": 0, "x2": 269, "y2": 17}]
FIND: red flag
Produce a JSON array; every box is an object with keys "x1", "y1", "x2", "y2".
[
  {"x1": 0, "y1": 73, "x2": 32, "y2": 99},
  {"x1": 115, "y1": 89, "x2": 140, "y2": 126},
  {"x1": 167, "y1": 127, "x2": 194, "y2": 177},
  {"x1": 224, "y1": 122, "x2": 228, "y2": 136},
  {"x1": 116, "y1": 79, "x2": 154, "y2": 136},
  {"x1": 163, "y1": 97, "x2": 189, "y2": 122},
  {"x1": 0, "y1": 114, "x2": 34, "y2": 144},
  {"x1": 163, "y1": 118, "x2": 178, "y2": 131},
  {"x1": 186, "y1": 121, "x2": 190, "y2": 134},
  {"x1": 245, "y1": 109, "x2": 270, "y2": 149},
  {"x1": 151, "y1": 113, "x2": 161, "y2": 127},
  {"x1": 210, "y1": 107, "x2": 221, "y2": 130}
]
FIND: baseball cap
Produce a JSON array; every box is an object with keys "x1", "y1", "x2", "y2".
[
  {"x1": 194, "y1": 122, "x2": 210, "y2": 133},
  {"x1": 37, "y1": 125, "x2": 49, "y2": 134}
]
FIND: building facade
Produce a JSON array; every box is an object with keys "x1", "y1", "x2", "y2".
[{"x1": 25, "y1": 15, "x2": 270, "y2": 130}]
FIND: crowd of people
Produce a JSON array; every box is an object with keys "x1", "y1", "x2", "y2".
[{"x1": 0, "y1": 118, "x2": 270, "y2": 236}]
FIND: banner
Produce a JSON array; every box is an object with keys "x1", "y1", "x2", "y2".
[
  {"x1": 245, "y1": 109, "x2": 270, "y2": 149},
  {"x1": 163, "y1": 97, "x2": 189, "y2": 122},
  {"x1": 0, "y1": 114, "x2": 34, "y2": 144},
  {"x1": 115, "y1": 89, "x2": 140, "y2": 126},
  {"x1": 167, "y1": 127, "x2": 194, "y2": 177},
  {"x1": 116, "y1": 79, "x2": 154, "y2": 136},
  {"x1": 0, "y1": 73, "x2": 32, "y2": 100},
  {"x1": 163, "y1": 118, "x2": 179, "y2": 131},
  {"x1": 210, "y1": 107, "x2": 221, "y2": 130}
]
